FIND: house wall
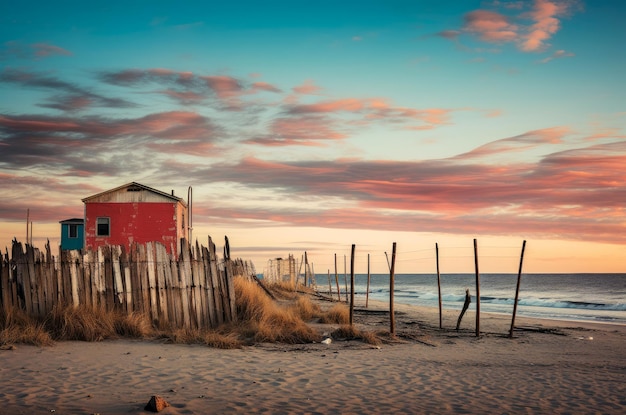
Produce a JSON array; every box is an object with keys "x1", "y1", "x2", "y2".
[
  {"x1": 60, "y1": 223, "x2": 84, "y2": 250},
  {"x1": 85, "y1": 202, "x2": 182, "y2": 254}
]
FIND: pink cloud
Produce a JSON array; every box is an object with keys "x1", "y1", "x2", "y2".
[
  {"x1": 191, "y1": 126, "x2": 626, "y2": 245},
  {"x1": 520, "y1": 0, "x2": 567, "y2": 51},
  {"x1": 32, "y1": 43, "x2": 73, "y2": 58},
  {"x1": 246, "y1": 116, "x2": 346, "y2": 147},
  {"x1": 201, "y1": 75, "x2": 242, "y2": 98},
  {"x1": 444, "y1": 1, "x2": 576, "y2": 54},
  {"x1": 292, "y1": 80, "x2": 323, "y2": 95},
  {"x1": 455, "y1": 126, "x2": 569, "y2": 159},
  {"x1": 158, "y1": 89, "x2": 206, "y2": 104},
  {"x1": 463, "y1": 10, "x2": 519, "y2": 43},
  {"x1": 251, "y1": 81, "x2": 282, "y2": 93}
]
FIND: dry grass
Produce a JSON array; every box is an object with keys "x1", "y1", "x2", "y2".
[
  {"x1": 331, "y1": 324, "x2": 381, "y2": 345},
  {"x1": 234, "y1": 277, "x2": 322, "y2": 344},
  {"x1": 1, "y1": 278, "x2": 374, "y2": 348},
  {"x1": 160, "y1": 328, "x2": 242, "y2": 349},
  {"x1": 46, "y1": 305, "x2": 153, "y2": 342},
  {"x1": 265, "y1": 280, "x2": 299, "y2": 299},
  {"x1": 319, "y1": 303, "x2": 350, "y2": 324},
  {"x1": 0, "y1": 308, "x2": 53, "y2": 347},
  {"x1": 290, "y1": 295, "x2": 322, "y2": 321}
]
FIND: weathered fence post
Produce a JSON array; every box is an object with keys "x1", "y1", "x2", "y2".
[
  {"x1": 509, "y1": 240, "x2": 527, "y2": 338},
  {"x1": 349, "y1": 244, "x2": 355, "y2": 326},
  {"x1": 436, "y1": 242, "x2": 442, "y2": 329},
  {"x1": 389, "y1": 242, "x2": 397, "y2": 335},
  {"x1": 334, "y1": 253, "x2": 340, "y2": 301},
  {"x1": 366, "y1": 253, "x2": 371, "y2": 309},
  {"x1": 474, "y1": 238, "x2": 480, "y2": 337}
]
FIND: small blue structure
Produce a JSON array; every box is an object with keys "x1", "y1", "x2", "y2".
[{"x1": 60, "y1": 218, "x2": 84, "y2": 250}]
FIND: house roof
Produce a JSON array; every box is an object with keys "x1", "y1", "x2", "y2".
[
  {"x1": 59, "y1": 218, "x2": 84, "y2": 224},
  {"x1": 81, "y1": 182, "x2": 187, "y2": 205}
]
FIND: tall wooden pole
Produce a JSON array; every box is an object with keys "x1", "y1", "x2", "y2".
[
  {"x1": 436, "y1": 242, "x2": 442, "y2": 329},
  {"x1": 334, "y1": 254, "x2": 340, "y2": 301},
  {"x1": 26, "y1": 208, "x2": 29, "y2": 245},
  {"x1": 474, "y1": 238, "x2": 480, "y2": 337},
  {"x1": 349, "y1": 244, "x2": 355, "y2": 326},
  {"x1": 327, "y1": 269, "x2": 332, "y2": 295},
  {"x1": 343, "y1": 254, "x2": 348, "y2": 302},
  {"x1": 509, "y1": 240, "x2": 527, "y2": 338},
  {"x1": 366, "y1": 253, "x2": 371, "y2": 308},
  {"x1": 389, "y1": 242, "x2": 397, "y2": 335},
  {"x1": 304, "y1": 251, "x2": 309, "y2": 287}
]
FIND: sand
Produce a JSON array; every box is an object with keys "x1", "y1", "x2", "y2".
[{"x1": 1, "y1": 298, "x2": 625, "y2": 414}]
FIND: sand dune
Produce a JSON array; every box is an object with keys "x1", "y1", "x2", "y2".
[{"x1": 1, "y1": 299, "x2": 625, "y2": 414}]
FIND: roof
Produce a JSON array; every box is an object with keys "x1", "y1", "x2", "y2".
[
  {"x1": 59, "y1": 218, "x2": 84, "y2": 224},
  {"x1": 81, "y1": 182, "x2": 187, "y2": 205}
]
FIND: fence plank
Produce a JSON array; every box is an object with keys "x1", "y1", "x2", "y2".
[
  {"x1": 202, "y1": 245, "x2": 217, "y2": 328},
  {"x1": 208, "y1": 238, "x2": 224, "y2": 325},
  {"x1": 146, "y1": 242, "x2": 159, "y2": 324},
  {"x1": 175, "y1": 247, "x2": 191, "y2": 329},
  {"x1": 1, "y1": 250, "x2": 10, "y2": 312}
]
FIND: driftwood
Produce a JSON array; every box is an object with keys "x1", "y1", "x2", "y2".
[{"x1": 456, "y1": 289, "x2": 471, "y2": 331}]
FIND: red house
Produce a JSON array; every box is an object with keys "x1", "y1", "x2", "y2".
[{"x1": 82, "y1": 182, "x2": 189, "y2": 255}]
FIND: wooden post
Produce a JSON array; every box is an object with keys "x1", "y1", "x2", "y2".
[
  {"x1": 327, "y1": 269, "x2": 332, "y2": 295},
  {"x1": 436, "y1": 242, "x2": 442, "y2": 329},
  {"x1": 343, "y1": 254, "x2": 348, "y2": 302},
  {"x1": 349, "y1": 244, "x2": 355, "y2": 326},
  {"x1": 366, "y1": 253, "x2": 371, "y2": 308},
  {"x1": 509, "y1": 240, "x2": 527, "y2": 338},
  {"x1": 389, "y1": 242, "x2": 397, "y2": 335},
  {"x1": 334, "y1": 254, "x2": 340, "y2": 301},
  {"x1": 474, "y1": 238, "x2": 480, "y2": 337},
  {"x1": 456, "y1": 289, "x2": 471, "y2": 331},
  {"x1": 304, "y1": 251, "x2": 308, "y2": 287}
]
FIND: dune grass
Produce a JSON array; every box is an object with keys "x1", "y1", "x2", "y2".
[
  {"x1": 234, "y1": 277, "x2": 322, "y2": 344},
  {"x1": 0, "y1": 308, "x2": 53, "y2": 347},
  {"x1": 331, "y1": 324, "x2": 381, "y2": 345},
  {"x1": 318, "y1": 303, "x2": 350, "y2": 324}
]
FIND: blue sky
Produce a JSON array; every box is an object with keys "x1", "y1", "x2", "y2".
[{"x1": 1, "y1": 0, "x2": 625, "y2": 273}]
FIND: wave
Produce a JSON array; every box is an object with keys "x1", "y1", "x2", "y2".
[{"x1": 360, "y1": 288, "x2": 626, "y2": 311}]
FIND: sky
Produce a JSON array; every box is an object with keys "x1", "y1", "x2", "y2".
[{"x1": 1, "y1": 0, "x2": 625, "y2": 275}]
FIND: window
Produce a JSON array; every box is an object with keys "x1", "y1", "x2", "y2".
[
  {"x1": 68, "y1": 224, "x2": 78, "y2": 238},
  {"x1": 96, "y1": 217, "x2": 110, "y2": 236}
]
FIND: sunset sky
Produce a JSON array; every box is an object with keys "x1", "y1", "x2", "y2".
[{"x1": 1, "y1": 0, "x2": 624, "y2": 274}]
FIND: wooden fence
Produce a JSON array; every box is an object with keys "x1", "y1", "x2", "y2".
[{"x1": 0, "y1": 237, "x2": 256, "y2": 329}]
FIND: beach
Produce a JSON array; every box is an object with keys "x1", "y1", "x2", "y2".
[{"x1": 1, "y1": 298, "x2": 625, "y2": 414}]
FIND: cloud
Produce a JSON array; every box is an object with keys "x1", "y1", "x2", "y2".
[
  {"x1": 98, "y1": 68, "x2": 281, "y2": 109},
  {"x1": 539, "y1": 49, "x2": 575, "y2": 63},
  {"x1": 287, "y1": 98, "x2": 453, "y2": 130},
  {"x1": 440, "y1": 0, "x2": 577, "y2": 54},
  {"x1": 0, "y1": 68, "x2": 135, "y2": 111},
  {"x1": 31, "y1": 43, "x2": 73, "y2": 58},
  {"x1": 454, "y1": 126, "x2": 569, "y2": 159},
  {"x1": 245, "y1": 116, "x2": 347, "y2": 147},
  {"x1": 1, "y1": 41, "x2": 72, "y2": 60},
  {"x1": 167, "y1": 127, "x2": 626, "y2": 244},
  {"x1": 463, "y1": 10, "x2": 519, "y2": 43},
  {"x1": 0, "y1": 111, "x2": 219, "y2": 173},
  {"x1": 436, "y1": 30, "x2": 462, "y2": 40},
  {"x1": 292, "y1": 80, "x2": 322, "y2": 95}
]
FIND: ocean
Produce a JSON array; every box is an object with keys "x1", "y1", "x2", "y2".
[{"x1": 313, "y1": 273, "x2": 626, "y2": 325}]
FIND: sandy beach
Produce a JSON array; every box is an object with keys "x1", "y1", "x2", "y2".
[{"x1": 1, "y1": 297, "x2": 625, "y2": 414}]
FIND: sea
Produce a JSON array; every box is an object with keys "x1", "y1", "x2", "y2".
[{"x1": 313, "y1": 273, "x2": 626, "y2": 325}]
